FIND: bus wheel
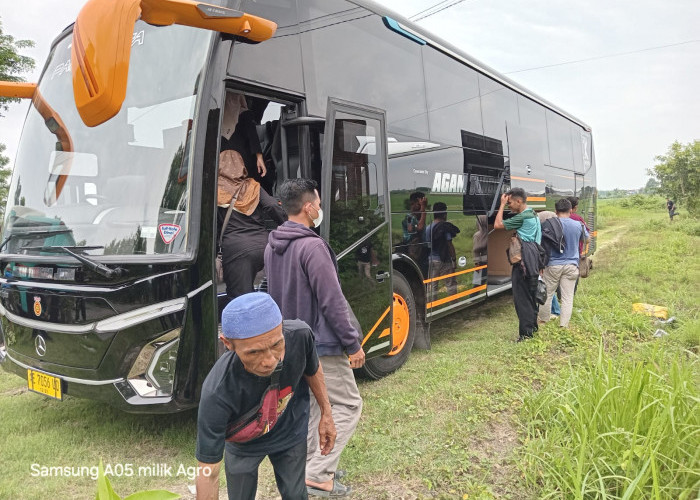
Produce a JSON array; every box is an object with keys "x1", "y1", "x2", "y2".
[{"x1": 358, "y1": 270, "x2": 416, "y2": 379}]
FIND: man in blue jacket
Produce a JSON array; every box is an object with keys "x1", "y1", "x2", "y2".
[{"x1": 265, "y1": 178, "x2": 364, "y2": 497}]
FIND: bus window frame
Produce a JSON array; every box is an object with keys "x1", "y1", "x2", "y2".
[{"x1": 320, "y1": 97, "x2": 391, "y2": 248}]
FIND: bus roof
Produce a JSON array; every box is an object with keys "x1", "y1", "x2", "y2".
[
  {"x1": 351, "y1": 0, "x2": 591, "y2": 131},
  {"x1": 48, "y1": 1, "x2": 590, "y2": 132}
]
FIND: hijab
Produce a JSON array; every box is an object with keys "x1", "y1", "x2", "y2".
[
  {"x1": 221, "y1": 93, "x2": 248, "y2": 140},
  {"x1": 217, "y1": 149, "x2": 260, "y2": 215}
]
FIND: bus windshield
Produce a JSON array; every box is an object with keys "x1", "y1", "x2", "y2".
[{"x1": 1, "y1": 22, "x2": 212, "y2": 258}]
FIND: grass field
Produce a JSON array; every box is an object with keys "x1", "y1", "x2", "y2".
[{"x1": 1, "y1": 196, "x2": 698, "y2": 499}]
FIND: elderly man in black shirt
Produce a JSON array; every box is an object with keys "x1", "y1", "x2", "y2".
[{"x1": 195, "y1": 293, "x2": 336, "y2": 500}]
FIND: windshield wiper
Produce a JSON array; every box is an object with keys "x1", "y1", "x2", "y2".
[
  {"x1": 19, "y1": 245, "x2": 126, "y2": 279},
  {"x1": 0, "y1": 228, "x2": 73, "y2": 253}
]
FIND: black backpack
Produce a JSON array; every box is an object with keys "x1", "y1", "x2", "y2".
[
  {"x1": 431, "y1": 221, "x2": 460, "y2": 262},
  {"x1": 541, "y1": 217, "x2": 565, "y2": 256}
]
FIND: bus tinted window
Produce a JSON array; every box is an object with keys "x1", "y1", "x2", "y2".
[
  {"x1": 479, "y1": 75, "x2": 519, "y2": 156},
  {"x1": 507, "y1": 121, "x2": 547, "y2": 199},
  {"x1": 422, "y1": 48, "x2": 483, "y2": 148},
  {"x1": 571, "y1": 124, "x2": 589, "y2": 173},
  {"x1": 546, "y1": 110, "x2": 574, "y2": 168},
  {"x1": 544, "y1": 165, "x2": 575, "y2": 201},
  {"x1": 517, "y1": 95, "x2": 550, "y2": 166},
  {"x1": 328, "y1": 112, "x2": 386, "y2": 253},
  {"x1": 299, "y1": 2, "x2": 429, "y2": 140},
  {"x1": 228, "y1": 0, "x2": 304, "y2": 93}
]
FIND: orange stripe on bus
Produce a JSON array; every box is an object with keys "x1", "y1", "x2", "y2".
[
  {"x1": 427, "y1": 284, "x2": 487, "y2": 309},
  {"x1": 361, "y1": 306, "x2": 391, "y2": 347},
  {"x1": 511, "y1": 176, "x2": 545, "y2": 183},
  {"x1": 423, "y1": 265, "x2": 487, "y2": 284},
  {"x1": 527, "y1": 197, "x2": 546, "y2": 202}
]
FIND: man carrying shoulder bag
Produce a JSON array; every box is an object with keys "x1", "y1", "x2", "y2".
[
  {"x1": 538, "y1": 198, "x2": 589, "y2": 328},
  {"x1": 495, "y1": 188, "x2": 543, "y2": 342}
]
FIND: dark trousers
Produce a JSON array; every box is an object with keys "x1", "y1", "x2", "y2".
[
  {"x1": 225, "y1": 439, "x2": 308, "y2": 500},
  {"x1": 222, "y1": 247, "x2": 264, "y2": 299},
  {"x1": 511, "y1": 264, "x2": 539, "y2": 338},
  {"x1": 216, "y1": 206, "x2": 267, "y2": 300}
]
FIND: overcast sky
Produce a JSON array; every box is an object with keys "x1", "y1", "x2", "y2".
[{"x1": 1, "y1": 0, "x2": 698, "y2": 189}]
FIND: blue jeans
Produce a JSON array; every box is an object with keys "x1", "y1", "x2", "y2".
[{"x1": 551, "y1": 294, "x2": 561, "y2": 315}]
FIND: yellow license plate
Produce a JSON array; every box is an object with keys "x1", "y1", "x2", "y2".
[{"x1": 27, "y1": 369, "x2": 63, "y2": 400}]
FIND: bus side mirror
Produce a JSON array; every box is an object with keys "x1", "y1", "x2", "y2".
[
  {"x1": 71, "y1": 0, "x2": 144, "y2": 128},
  {"x1": 72, "y1": 0, "x2": 277, "y2": 128}
]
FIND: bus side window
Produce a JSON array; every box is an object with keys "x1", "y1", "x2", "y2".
[{"x1": 327, "y1": 115, "x2": 386, "y2": 254}]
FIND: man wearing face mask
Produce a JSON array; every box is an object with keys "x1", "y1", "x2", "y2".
[{"x1": 265, "y1": 178, "x2": 365, "y2": 497}]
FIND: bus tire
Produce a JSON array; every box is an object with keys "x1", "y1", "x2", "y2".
[{"x1": 358, "y1": 270, "x2": 416, "y2": 380}]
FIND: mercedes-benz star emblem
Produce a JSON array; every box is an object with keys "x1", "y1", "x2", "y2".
[{"x1": 35, "y1": 335, "x2": 47, "y2": 357}]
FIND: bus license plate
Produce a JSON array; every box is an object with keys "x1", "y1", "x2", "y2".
[{"x1": 27, "y1": 369, "x2": 63, "y2": 400}]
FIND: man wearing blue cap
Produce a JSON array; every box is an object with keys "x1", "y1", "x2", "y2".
[{"x1": 195, "y1": 292, "x2": 336, "y2": 500}]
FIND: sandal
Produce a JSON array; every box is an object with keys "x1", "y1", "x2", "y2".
[
  {"x1": 306, "y1": 479, "x2": 352, "y2": 497},
  {"x1": 334, "y1": 470, "x2": 346, "y2": 480}
]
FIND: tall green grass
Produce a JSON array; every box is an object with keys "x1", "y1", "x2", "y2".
[
  {"x1": 521, "y1": 196, "x2": 700, "y2": 499},
  {"x1": 519, "y1": 345, "x2": 700, "y2": 499}
]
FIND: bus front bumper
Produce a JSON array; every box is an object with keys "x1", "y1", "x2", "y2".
[{"x1": 0, "y1": 349, "x2": 194, "y2": 414}]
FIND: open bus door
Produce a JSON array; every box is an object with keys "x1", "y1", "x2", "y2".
[{"x1": 320, "y1": 99, "x2": 405, "y2": 379}]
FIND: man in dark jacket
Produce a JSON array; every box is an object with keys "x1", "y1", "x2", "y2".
[{"x1": 264, "y1": 178, "x2": 364, "y2": 497}]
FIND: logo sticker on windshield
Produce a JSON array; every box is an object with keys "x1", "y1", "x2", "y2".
[
  {"x1": 34, "y1": 296, "x2": 42, "y2": 317},
  {"x1": 159, "y1": 224, "x2": 181, "y2": 244}
]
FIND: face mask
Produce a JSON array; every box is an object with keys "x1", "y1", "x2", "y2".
[{"x1": 309, "y1": 206, "x2": 323, "y2": 228}]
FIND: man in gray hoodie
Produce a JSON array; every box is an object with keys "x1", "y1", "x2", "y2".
[{"x1": 265, "y1": 178, "x2": 364, "y2": 497}]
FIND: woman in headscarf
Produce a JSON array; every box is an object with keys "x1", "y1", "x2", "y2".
[
  {"x1": 220, "y1": 92, "x2": 267, "y2": 182},
  {"x1": 217, "y1": 93, "x2": 285, "y2": 299}
]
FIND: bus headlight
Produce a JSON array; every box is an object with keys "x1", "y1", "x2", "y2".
[
  {"x1": 127, "y1": 329, "x2": 180, "y2": 398},
  {"x1": 146, "y1": 338, "x2": 179, "y2": 392}
]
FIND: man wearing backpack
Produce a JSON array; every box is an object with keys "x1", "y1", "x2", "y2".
[
  {"x1": 424, "y1": 202, "x2": 460, "y2": 299},
  {"x1": 495, "y1": 188, "x2": 542, "y2": 342},
  {"x1": 538, "y1": 198, "x2": 589, "y2": 328}
]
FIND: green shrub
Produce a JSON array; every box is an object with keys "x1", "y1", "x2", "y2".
[
  {"x1": 671, "y1": 218, "x2": 700, "y2": 237},
  {"x1": 519, "y1": 346, "x2": 700, "y2": 499},
  {"x1": 96, "y1": 460, "x2": 180, "y2": 500},
  {"x1": 619, "y1": 195, "x2": 665, "y2": 211}
]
